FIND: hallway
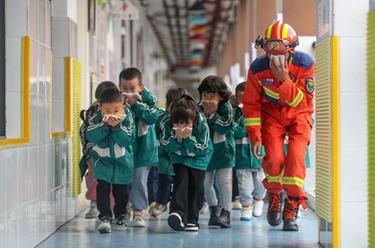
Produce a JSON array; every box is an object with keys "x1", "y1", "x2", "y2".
[{"x1": 0, "y1": 0, "x2": 372, "y2": 247}]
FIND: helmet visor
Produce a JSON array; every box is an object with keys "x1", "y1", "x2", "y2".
[{"x1": 262, "y1": 39, "x2": 291, "y2": 54}]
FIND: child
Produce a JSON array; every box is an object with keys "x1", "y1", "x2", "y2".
[
  {"x1": 86, "y1": 87, "x2": 135, "y2": 233},
  {"x1": 198, "y1": 75, "x2": 235, "y2": 228},
  {"x1": 233, "y1": 82, "x2": 266, "y2": 221},
  {"x1": 119, "y1": 67, "x2": 159, "y2": 227},
  {"x1": 149, "y1": 87, "x2": 188, "y2": 218},
  {"x1": 79, "y1": 81, "x2": 117, "y2": 219},
  {"x1": 160, "y1": 94, "x2": 212, "y2": 232}
]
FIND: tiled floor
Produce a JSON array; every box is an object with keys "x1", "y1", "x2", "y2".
[{"x1": 37, "y1": 206, "x2": 320, "y2": 248}]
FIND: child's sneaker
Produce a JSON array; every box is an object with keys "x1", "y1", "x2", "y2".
[
  {"x1": 149, "y1": 203, "x2": 167, "y2": 218},
  {"x1": 85, "y1": 201, "x2": 99, "y2": 219},
  {"x1": 199, "y1": 202, "x2": 209, "y2": 214},
  {"x1": 97, "y1": 217, "x2": 112, "y2": 233},
  {"x1": 126, "y1": 202, "x2": 132, "y2": 222},
  {"x1": 253, "y1": 199, "x2": 264, "y2": 217},
  {"x1": 240, "y1": 205, "x2": 253, "y2": 221},
  {"x1": 168, "y1": 213, "x2": 185, "y2": 231},
  {"x1": 185, "y1": 223, "x2": 199, "y2": 232},
  {"x1": 113, "y1": 215, "x2": 127, "y2": 231},
  {"x1": 232, "y1": 197, "x2": 242, "y2": 210},
  {"x1": 148, "y1": 202, "x2": 157, "y2": 219},
  {"x1": 132, "y1": 210, "x2": 146, "y2": 227}
]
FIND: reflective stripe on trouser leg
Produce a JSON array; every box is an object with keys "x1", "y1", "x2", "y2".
[
  {"x1": 283, "y1": 114, "x2": 311, "y2": 206},
  {"x1": 261, "y1": 114, "x2": 286, "y2": 194}
]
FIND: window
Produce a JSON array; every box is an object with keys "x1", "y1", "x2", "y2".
[{"x1": 0, "y1": 0, "x2": 5, "y2": 138}]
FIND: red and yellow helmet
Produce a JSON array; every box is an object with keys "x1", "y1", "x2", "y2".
[{"x1": 255, "y1": 21, "x2": 299, "y2": 54}]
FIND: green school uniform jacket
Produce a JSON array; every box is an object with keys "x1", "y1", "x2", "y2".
[
  {"x1": 86, "y1": 108, "x2": 136, "y2": 185},
  {"x1": 159, "y1": 113, "x2": 213, "y2": 171},
  {"x1": 233, "y1": 106, "x2": 264, "y2": 170},
  {"x1": 155, "y1": 110, "x2": 174, "y2": 176},
  {"x1": 204, "y1": 101, "x2": 235, "y2": 170},
  {"x1": 131, "y1": 88, "x2": 159, "y2": 167}
]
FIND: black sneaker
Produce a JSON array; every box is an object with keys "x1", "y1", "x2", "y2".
[
  {"x1": 185, "y1": 223, "x2": 199, "y2": 232},
  {"x1": 282, "y1": 197, "x2": 300, "y2": 231},
  {"x1": 267, "y1": 193, "x2": 282, "y2": 226},
  {"x1": 208, "y1": 206, "x2": 221, "y2": 227},
  {"x1": 216, "y1": 209, "x2": 231, "y2": 228},
  {"x1": 113, "y1": 215, "x2": 127, "y2": 231},
  {"x1": 168, "y1": 213, "x2": 185, "y2": 231}
]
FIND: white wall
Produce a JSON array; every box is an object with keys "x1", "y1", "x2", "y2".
[{"x1": 334, "y1": 0, "x2": 369, "y2": 247}]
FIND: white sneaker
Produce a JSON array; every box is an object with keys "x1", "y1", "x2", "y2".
[
  {"x1": 85, "y1": 202, "x2": 99, "y2": 219},
  {"x1": 97, "y1": 218, "x2": 112, "y2": 233},
  {"x1": 200, "y1": 202, "x2": 209, "y2": 214},
  {"x1": 240, "y1": 206, "x2": 253, "y2": 221},
  {"x1": 232, "y1": 198, "x2": 242, "y2": 210},
  {"x1": 132, "y1": 210, "x2": 146, "y2": 227},
  {"x1": 252, "y1": 199, "x2": 264, "y2": 217}
]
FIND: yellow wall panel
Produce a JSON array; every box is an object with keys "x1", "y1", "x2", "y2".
[
  {"x1": 315, "y1": 37, "x2": 333, "y2": 222},
  {"x1": 72, "y1": 59, "x2": 82, "y2": 197},
  {"x1": 315, "y1": 36, "x2": 340, "y2": 248},
  {"x1": 368, "y1": 9, "x2": 375, "y2": 248}
]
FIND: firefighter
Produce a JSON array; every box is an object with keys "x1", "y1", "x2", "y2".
[{"x1": 242, "y1": 21, "x2": 314, "y2": 231}]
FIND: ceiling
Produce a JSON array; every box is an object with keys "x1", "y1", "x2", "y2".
[{"x1": 138, "y1": 0, "x2": 237, "y2": 71}]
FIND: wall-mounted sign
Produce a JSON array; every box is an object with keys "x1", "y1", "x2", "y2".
[{"x1": 112, "y1": 1, "x2": 139, "y2": 20}]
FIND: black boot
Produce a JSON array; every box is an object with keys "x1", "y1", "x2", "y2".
[
  {"x1": 282, "y1": 197, "x2": 300, "y2": 231},
  {"x1": 267, "y1": 192, "x2": 282, "y2": 226},
  {"x1": 216, "y1": 209, "x2": 231, "y2": 228},
  {"x1": 208, "y1": 206, "x2": 221, "y2": 226}
]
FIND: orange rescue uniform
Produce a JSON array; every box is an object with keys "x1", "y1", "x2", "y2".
[{"x1": 242, "y1": 51, "x2": 314, "y2": 207}]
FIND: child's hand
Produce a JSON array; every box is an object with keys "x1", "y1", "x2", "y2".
[
  {"x1": 173, "y1": 124, "x2": 192, "y2": 139},
  {"x1": 202, "y1": 100, "x2": 218, "y2": 116},
  {"x1": 181, "y1": 127, "x2": 192, "y2": 139},
  {"x1": 174, "y1": 127, "x2": 184, "y2": 140},
  {"x1": 122, "y1": 93, "x2": 141, "y2": 106},
  {"x1": 107, "y1": 117, "x2": 122, "y2": 128},
  {"x1": 102, "y1": 111, "x2": 125, "y2": 128}
]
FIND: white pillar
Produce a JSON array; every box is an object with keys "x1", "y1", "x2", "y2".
[{"x1": 334, "y1": 0, "x2": 369, "y2": 247}]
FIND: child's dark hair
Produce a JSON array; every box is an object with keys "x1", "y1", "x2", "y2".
[
  {"x1": 95, "y1": 81, "x2": 117, "y2": 100},
  {"x1": 80, "y1": 81, "x2": 118, "y2": 122},
  {"x1": 235, "y1": 82, "x2": 246, "y2": 94},
  {"x1": 166, "y1": 87, "x2": 188, "y2": 108},
  {"x1": 198, "y1": 75, "x2": 231, "y2": 102},
  {"x1": 170, "y1": 94, "x2": 200, "y2": 127},
  {"x1": 99, "y1": 87, "x2": 123, "y2": 105},
  {"x1": 119, "y1": 67, "x2": 143, "y2": 84}
]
